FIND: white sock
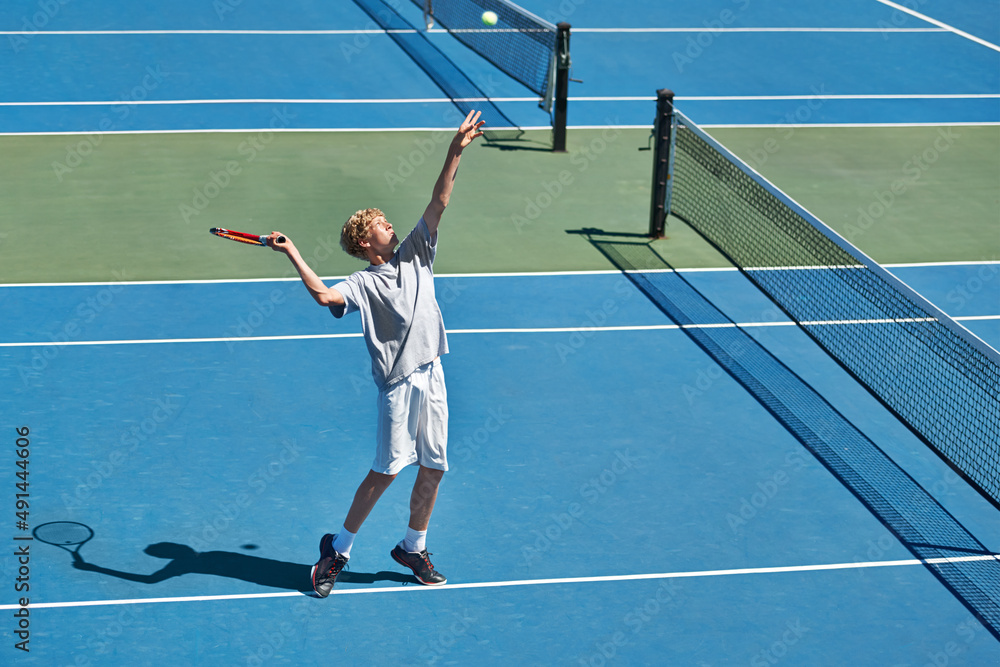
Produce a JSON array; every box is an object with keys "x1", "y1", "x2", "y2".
[
  {"x1": 333, "y1": 527, "x2": 355, "y2": 558},
  {"x1": 403, "y1": 527, "x2": 426, "y2": 553}
]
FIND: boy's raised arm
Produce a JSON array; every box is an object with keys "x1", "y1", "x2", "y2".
[{"x1": 422, "y1": 110, "x2": 485, "y2": 235}]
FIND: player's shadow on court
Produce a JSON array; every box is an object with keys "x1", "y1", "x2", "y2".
[{"x1": 69, "y1": 542, "x2": 416, "y2": 592}]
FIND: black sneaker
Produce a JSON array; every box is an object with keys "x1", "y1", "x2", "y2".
[
  {"x1": 311, "y1": 533, "x2": 349, "y2": 598},
  {"x1": 390, "y1": 542, "x2": 447, "y2": 585}
]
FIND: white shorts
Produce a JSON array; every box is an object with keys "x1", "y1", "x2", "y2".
[{"x1": 373, "y1": 358, "x2": 449, "y2": 475}]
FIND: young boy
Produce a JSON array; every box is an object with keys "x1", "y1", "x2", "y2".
[{"x1": 267, "y1": 110, "x2": 484, "y2": 597}]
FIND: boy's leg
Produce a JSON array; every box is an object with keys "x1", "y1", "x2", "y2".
[
  {"x1": 408, "y1": 358, "x2": 449, "y2": 538},
  {"x1": 335, "y1": 469, "x2": 397, "y2": 555},
  {"x1": 391, "y1": 465, "x2": 447, "y2": 585},
  {"x1": 408, "y1": 465, "x2": 444, "y2": 532},
  {"x1": 344, "y1": 469, "x2": 397, "y2": 533},
  {"x1": 311, "y1": 470, "x2": 396, "y2": 598}
]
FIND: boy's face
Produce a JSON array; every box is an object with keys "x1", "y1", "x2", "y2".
[{"x1": 364, "y1": 216, "x2": 398, "y2": 254}]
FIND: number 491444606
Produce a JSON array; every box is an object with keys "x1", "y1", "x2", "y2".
[{"x1": 15, "y1": 427, "x2": 29, "y2": 530}]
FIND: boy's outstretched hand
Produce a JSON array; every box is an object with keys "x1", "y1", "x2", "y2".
[{"x1": 455, "y1": 110, "x2": 485, "y2": 149}]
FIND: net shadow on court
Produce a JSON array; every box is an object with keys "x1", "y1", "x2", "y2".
[{"x1": 572, "y1": 229, "x2": 1000, "y2": 639}]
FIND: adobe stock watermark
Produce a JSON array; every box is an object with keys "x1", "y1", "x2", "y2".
[
  {"x1": 8, "y1": 0, "x2": 74, "y2": 53},
  {"x1": 214, "y1": 0, "x2": 249, "y2": 21},
  {"x1": 340, "y1": 0, "x2": 405, "y2": 63},
  {"x1": 383, "y1": 95, "x2": 502, "y2": 193},
  {"x1": 16, "y1": 269, "x2": 133, "y2": 387},
  {"x1": 223, "y1": 235, "x2": 474, "y2": 354},
  {"x1": 749, "y1": 619, "x2": 809, "y2": 666},
  {"x1": 243, "y1": 588, "x2": 339, "y2": 665},
  {"x1": 187, "y1": 439, "x2": 304, "y2": 551},
  {"x1": 520, "y1": 448, "x2": 640, "y2": 567},
  {"x1": 878, "y1": 0, "x2": 931, "y2": 38},
  {"x1": 421, "y1": 610, "x2": 478, "y2": 665},
  {"x1": 672, "y1": 0, "x2": 753, "y2": 73},
  {"x1": 541, "y1": 0, "x2": 587, "y2": 24},
  {"x1": 725, "y1": 450, "x2": 809, "y2": 533},
  {"x1": 577, "y1": 579, "x2": 682, "y2": 666},
  {"x1": 61, "y1": 394, "x2": 186, "y2": 510},
  {"x1": 178, "y1": 106, "x2": 297, "y2": 224},
  {"x1": 679, "y1": 302, "x2": 786, "y2": 405},
  {"x1": 945, "y1": 260, "x2": 999, "y2": 313},
  {"x1": 744, "y1": 86, "x2": 829, "y2": 171},
  {"x1": 451, "y1": 406, "x2": 512, "y2": 464},
  {"x1": 680, "y1": 312, "x2": 791, "y2": 405},
  {"x1": 844, "y1": 127, "x2": 960, "y2": 243},
  {"x1": 51, "y1": 65, "x2": 166, "y2": 182},
  {"x1": 73, "y1": 606, "x2": 144, "y2": 665},
  {"x1": 923, "y1": 614, "x2": 991, "y2": 667},
  {"x1": 388, "y1": 405, "x2": 512, "y2": 524},
  {"x1": 220, "y1": 231, "x2": 345, "y2": 351},
  {"x1": 244, "y1": 621, "x2": 300, "y2": 666},
  {"x1": 851, "y1": 469, "x2": 962, "y2": 565},
  {"x1": 510, "y1": 122, "x2": 622, "y2": 234},
  {"x1": 555, "y1": 277, "x2": 636, "y2": 364},
  {"x1": 437, "y1": 276, "x2": 468, "y2": 307},
  {"x1": 224, "y1": 288, "x2": 289, "y2": 351},
  {"x1": 383, "y1": 122, "x2": 462, "y2": 194}
]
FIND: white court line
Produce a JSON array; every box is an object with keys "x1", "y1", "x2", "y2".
[
  {"x1": 1, "y1": 554, "x2": 995, "y2": 611},
  {"x1": 570, "y1": 27, "x2": 946, "y2": 33},
  {"x1": 1, "y1": 261, "x2": 996, "y2": 288},
  {"x1": 3, "y1": 94, "x2": 996, "y2": 108},
  {"x1": 0, "y1": 126, "x2": 551, "y2": 137},
  {"x1": 0, "y1": 29, "x2": 418, "y2": 35},
  {"x1": 2, "y1": 122, "x2": 997, "y2": 138},
  {"x1": 4, "y1": 317, "x2": 999, "y2": 349},
  {"x1": 570, "y1": 94, "x2": 1000, "y2": 102},
  {"x1": 956, "y1": 315, "x2": 1000, "y2": 322},
  {"x1": 0, "y1": 333, "x2": 361, "y2": 348},
  {"x1": 0, "y1": 98, "x2": 544, "y2": 107},
  {"x1": 0, "y1": 27, "x2": 947, "y2": 36},
  {"x1": 700, "y1": 122, "x2": 1000, "y2": 129},
  {"x1": 875, "y1": 0, "x2": 1000, "y2": 53},
  {"x1": 883, "y1": 260, "x2": 1000, "y2": 268},
  {"x1": 680, "y1": 94, "x2": 1000, "y2": 101},
  {"x1": 0, "y1": 98, "x2": 463, "y2": 107}
]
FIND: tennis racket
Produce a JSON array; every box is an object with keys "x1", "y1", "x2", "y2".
[
  {"x1": 209, "y1": 228, "x2": 285, "y2": 247},
  {"x1": 34, "y1": 521, "x2": 94, "y2": 564}
]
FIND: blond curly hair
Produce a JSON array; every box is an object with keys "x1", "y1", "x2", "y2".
[{"x1": 340, "y1": 207, "x2": 384, "y2": 260}]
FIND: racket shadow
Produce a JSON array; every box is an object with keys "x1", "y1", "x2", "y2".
[{"x1": 36, "y1": 527, "x2": 416, "y2": 592}]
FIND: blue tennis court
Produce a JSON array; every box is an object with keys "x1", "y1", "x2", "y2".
[
  {"x1": 2, "y1": 0, "x2": 998, "y2": 132},
  {"x1": 3, "y1": 266, "x2": 999, "y2": 664},
  {"x1": 2, "y1": 0, "x2": 999, "y2": 664}
]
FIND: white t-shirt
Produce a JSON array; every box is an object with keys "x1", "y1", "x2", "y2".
[{"x1": 330, "y1": 217, "x2": 448, "y2": 390}]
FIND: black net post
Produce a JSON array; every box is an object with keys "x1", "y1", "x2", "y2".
[
  {"x1": 553, "y1": 22, "x2": 571, "y2": 152},
  {"x1": 648, "y1": 89, "x2": 675, "y2": 238}
]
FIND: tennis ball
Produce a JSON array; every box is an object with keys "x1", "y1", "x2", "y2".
[{"x1": 482, "y1": 11, "x2": 498, "y2": 26}]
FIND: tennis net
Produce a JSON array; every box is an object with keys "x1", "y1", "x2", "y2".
[
  {"x1": 413, "y1": 0, "x2": 558, "y2": 103},
  {"x1": 650, "y1": 90, "x2": 1000, "y2": 510},
  {"x1": 410, "y1": 0, "x2": 571, "y2": 150},
  {"x1": 353, "y1": 0, "x2": 522, "y2": 141}
]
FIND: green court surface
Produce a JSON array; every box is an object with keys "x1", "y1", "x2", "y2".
[{"x1": 2, "y1": 125, "x2": 997, "y2": 284}]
